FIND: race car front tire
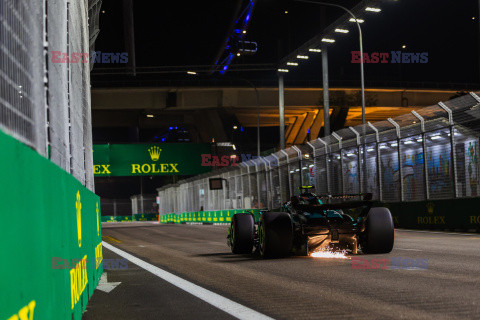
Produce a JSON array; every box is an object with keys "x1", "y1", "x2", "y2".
[
  {"x1": 230, "y1": 213, "x2": 255, "y2": 254},
  {"x1": 360, "y1": 207, "x2": 394, "y2": 254},
  {"x1": 258, "y1": 212, "x2": 293, "y2": 258}
]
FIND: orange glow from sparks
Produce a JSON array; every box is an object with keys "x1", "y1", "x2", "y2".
[{"x1": 310, "y1": 249, "x2": 350, "y2": 259}]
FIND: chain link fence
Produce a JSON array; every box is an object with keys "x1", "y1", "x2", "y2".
[
  {"x1": 130, "y1": 195, "x2": 159, "y2": 215},
  {"x1": 0, "y1": 0, "x2": 101, "y2": 190},
  {"x1": 157, "y1": 93, "x2": 480, "y2": 214}
]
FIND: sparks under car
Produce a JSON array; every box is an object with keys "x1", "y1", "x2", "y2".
[{"x1": 227, "y1": 189, "x2": 394, "y2": 258}]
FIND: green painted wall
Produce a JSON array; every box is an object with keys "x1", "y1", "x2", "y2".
[
  {"x1": 378, "y1": 198, "x2": 480, "y2": 231},
  {"x1": 101, "y1": 213, "x2": 158, "y2": 222},
  {"x1": 159, "y1": 209, "x2": 261, "y2": 224},
  {"x1": 0, "y1": 130, "x2": 103, "y2": 320}
]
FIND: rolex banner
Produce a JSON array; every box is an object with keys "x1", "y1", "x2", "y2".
[{"x1": 93, "y1": 143, "x2": 211, "y2": 176}]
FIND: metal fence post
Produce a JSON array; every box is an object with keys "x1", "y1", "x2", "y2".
[
  {"x1": 292, "y1": 145, "x2": 303, "y2": 186},
  {"x1": 368, "y1": 122, "x2": 383, "y2": 202},
  {"x1": 318, "y1": 138, "x2": 330, "y2": 194},
  {"x1": 280, "y1": 150, "x2": 291, "y2": 198},
  {"x1": 349, "y1": 127, "x2": 362, "y2": 193},
  {"x1": 438, "y1": 102, "x2": 458, "y2": 198},
  {"x1": 332, "y1": 132, "x2": 345, "y2": 195},
  {"x1": 411, "y1": 111, "x2": 430, "y2": 200},
  {"x1": 259, "y1": 157, "x2": 270, "y2": 209},
  {"x1": 388, "y1": 118, "x2": 404, "y2": 202}
]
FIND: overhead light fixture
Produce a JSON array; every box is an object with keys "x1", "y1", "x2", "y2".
[
  {"x1": 309, "y1": 48, "x2": 322, "y2": 53},
  {"x1": 302, "y1": 167, "x2": 307, "y2": 170},
  {"x1": 346, "y1": 153, "x2": 354, "y2": 157},
  {"x1": 335, "y1": 28, "x2": 349, "y2": 33},
  {"x1": 349, "y1": 18, "x2": 364, "y2": 23},
  {"x1": 365, "y1": 7, "x2": 381, "y2": 12},
  {"x1": 404, "y1": 140, "x2": 414, "y2": 145},
  {"x1": 287, "y1": 62, "x2": 299, "y2": 66},
  {"x1": 321, "y1": 38, "x2": 335, "y2": 43},
  {"x1": 296, "y1": 55, "x2": 309, "y2": 59},
  {"x1": 187, "y1": 71, "x2": 197, "y2": 75},
  {"x1": 285, "y1": 10, "x2": 288, "y2": 14},
  {"x1": 367, "y1": 148, "x2": 375, "y2": 152},
  {"x1": 237, "y1": 53, "x2": 241, "y2": 56},
  {"x1": 431, "y1": 135, "x2": 442, "y2": 140},
  {"x1": 232, "y1": 144, "x2": 237, "y2": 150},
  {"x1": 402, "y1": 45, "x2": 407, "y2": 49},
  {"x1": 391, "y1": 143, "x2": 398, "y2": 147},
  {"x1": 242, "y1": 30, "x2": 247, "y2": 34},
  {"x1": 417, "y1": 138, "x2": 423, "y2": 142},
  {"x1": 146, "y1": 114, "x2": 154, "y2": 118},
  {"x1": 304, "y1": 154, "x2": 310, "y2": 158},
  {"x1": 233, "y1": 125, "x2": 238, "y2": 129},
  {"x1": 278, "y1": 68, "x2": 289, "y2": 73},
  {"x1": 309, "y1": 164, "x2": 314, "y2": 168},
  {"x1": 379, "y1": 145, "x2": 387, "y2": 149}
]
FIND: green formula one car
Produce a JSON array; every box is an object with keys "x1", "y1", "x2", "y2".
[{"x1": 227, "y1": 188, "x2": 394, "y2": 258}]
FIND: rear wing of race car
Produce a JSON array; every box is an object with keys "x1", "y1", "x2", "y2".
[{"x1": 307, "y1": 193, "x2": 373, "y2": 216}]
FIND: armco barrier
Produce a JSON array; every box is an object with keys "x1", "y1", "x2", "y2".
[
  {"x1": 159, "y1": 209, "x2": 261, "y2": 224},
  {"x1": 101, "y1": 213, "x2": 158, "y2": 222},
  {"x1": 0, "y1": 130, "x2": 103, "y2": 320}
]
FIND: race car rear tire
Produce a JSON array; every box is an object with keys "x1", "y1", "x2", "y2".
[
  {"x1": 360, "y1": 207, "x2": 394, "y2": 254},
  {"x1": 230, "y1": 213, "x2": 255, "y2": 254},
  {"x1": 258, "y1": 212, "x2": 293, "y2": 258}
]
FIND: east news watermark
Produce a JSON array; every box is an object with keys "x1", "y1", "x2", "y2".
[
  {"x1": 352, "y1": 257, "x2": 429, "y2": 270},
  {"x1": 50, "y1": 51, "x2": 129, "y2": 64},
  {"x1": 52, "y1": 257, "x2": 129, "y2": 270},
  {"x1": 201, "y1": 154, "x2": 261, "y2": 167},
  {"x1": 351, "y1": 51, "x2": 429, "y2": 64}
]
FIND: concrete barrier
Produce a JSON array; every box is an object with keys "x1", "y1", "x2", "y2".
[{"x1": 0, "y1": 130, "x2": 103, "y2": 320}]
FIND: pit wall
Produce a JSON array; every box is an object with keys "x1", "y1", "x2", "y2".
[
  {"x1": 0, "y1": 130, "x2": 103, "y2": 320},
  {"x1": 159, "y1": 209, "x2": 262, "y2": 224}
]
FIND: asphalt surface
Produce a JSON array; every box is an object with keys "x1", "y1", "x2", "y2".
[{"x1": 85, "y1": 222, "x2": 480, "y2": 320}]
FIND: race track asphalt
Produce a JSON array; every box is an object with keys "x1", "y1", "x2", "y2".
[{"x1": 84, "y1": 222, "x2": 480, "y2": 320}]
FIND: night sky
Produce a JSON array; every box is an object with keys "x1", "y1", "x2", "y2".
[{"x1": 93, "y1": 0, "x2": 479, "y2": 87}]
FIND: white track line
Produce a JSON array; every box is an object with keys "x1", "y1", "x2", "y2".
[{"x1": 102, "y1": 242, "x2": 274, "y2": 320}]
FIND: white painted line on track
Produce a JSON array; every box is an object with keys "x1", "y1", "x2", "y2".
[
  {"x1": 397, "y1": 229, "x2": 479, "y2": 236},
  {"x1": 102, "y1": 241, "x2": 274, "y2": 320},
  {"x1": 395, "y1": 248, "x2": 423, "y2": 252}
]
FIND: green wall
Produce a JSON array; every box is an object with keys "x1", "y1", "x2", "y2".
[
  {"x1": 101, "y1": 213, "x2": 158, "y2": 222},
  {"x1": 378, "y1": 198, "x2": 480, "y2": 231},
  {"x1": 0, "y1": 130, "x2": 103, "y2": 320}
]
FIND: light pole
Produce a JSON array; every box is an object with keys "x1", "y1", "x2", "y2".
[{"x1": 295, "y1": 0, "x2": 366, "y2": 130}]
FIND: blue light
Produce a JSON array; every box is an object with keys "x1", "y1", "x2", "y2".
[
  {"x1": 162, "y1": 138, "x2": 165, "y2": 142},
  {"x1": 223, "y1": 66, "x2": 228, "y2": 71},
  {"x1": 240, "y1": 126, "x2": 244, "y2": 132},
  {"x1": 169, "y1": 127, "x2": 173, "y2": 130},
  {"x1": 234, "y1": 29, "x2": 242, "y2": 34},
  {"x1": 245, "y1": 14, "x2": 250, "y2": 22},
  {"x1": 175, "y1": 126, "x2": 178, "y2": 129},
  {"x1": 155, "y1": 136, "x2": 158, "y2": 139},
  {"x1": 307, "y1": 129, "x2": 310, "y2": 134}
]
